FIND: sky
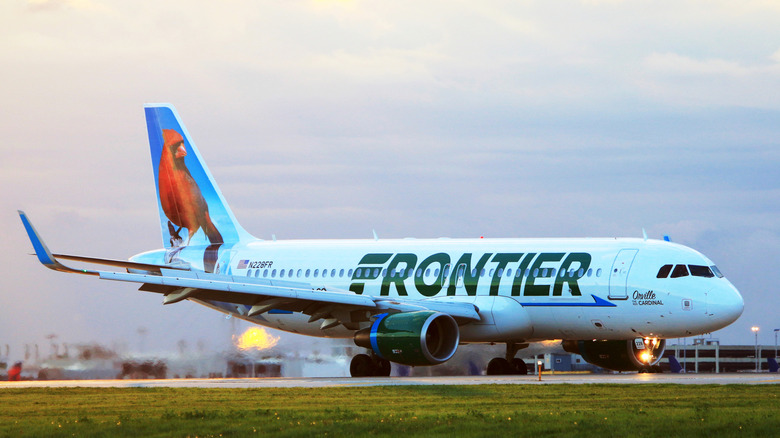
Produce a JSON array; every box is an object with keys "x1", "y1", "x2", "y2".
[{"x1": 2, "y1": 0, "x2": 780, "y2": 363}]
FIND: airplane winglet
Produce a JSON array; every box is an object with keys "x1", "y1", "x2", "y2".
[{"x1": 17, "y1": 211, "x2": 98, "y2": 276}]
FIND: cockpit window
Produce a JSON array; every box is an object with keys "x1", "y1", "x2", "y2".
[
  {"x1": 670, "y1": 264, "x2": 689, "y2": 278},
  {"x1": 710, "y1": 265, "x2": 724, "y2": 278},
  {"x1": 688, "y1": 265, "x2": 715, "y2": 278},
  {"x1": 656, "y1": 264, "x2": 673, "y2": 278}
]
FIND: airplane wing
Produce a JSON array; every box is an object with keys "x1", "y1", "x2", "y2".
[{"x1": 19, "y1": 211, "x2": 480, "y2": 330}]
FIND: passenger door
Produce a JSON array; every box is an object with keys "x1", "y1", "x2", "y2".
[{"x1": 609, "y1": 249, "x2": 638, "y2": 300}]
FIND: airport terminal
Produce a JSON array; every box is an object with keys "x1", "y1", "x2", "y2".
[{"x1": 2, "y1": 335, "x2": 777, "y2": 381}]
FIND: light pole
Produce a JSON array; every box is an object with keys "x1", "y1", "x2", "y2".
[
  {"x1": 751, "y1": 326, "x2": 759, "y2": 372},
  {"x1": 774, "y1": 329, "x2": 779, "y2": 360}
]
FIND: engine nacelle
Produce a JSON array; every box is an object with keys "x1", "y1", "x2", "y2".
[
  {"x1": 354, "y1": 311, "x2": 459, "y2": 366},
  {"x1": 562, "y1": 338, "x2": 666, "y2": 372}
]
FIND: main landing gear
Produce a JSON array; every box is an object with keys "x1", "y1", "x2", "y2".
[
  {"x1": 350, "y1": 353, "x2": 391, "y2": 377},
  {"x1": 486, "y1": 342, "x2": 529, "y2": 375}
]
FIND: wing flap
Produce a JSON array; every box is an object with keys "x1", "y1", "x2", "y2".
[{"x1": 99, "y1": 271, "x2": 378, "y2": 308}]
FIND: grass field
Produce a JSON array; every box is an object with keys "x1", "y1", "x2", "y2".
[{"x1": 1, "y1": 384, "x2": 778, "y2": 437}]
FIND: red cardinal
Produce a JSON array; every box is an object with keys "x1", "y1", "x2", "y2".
[{"x1": 158, "y1": 129, "x2": 223, "y2": 246}]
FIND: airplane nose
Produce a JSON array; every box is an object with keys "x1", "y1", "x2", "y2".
[{"x1": 710, "y1": 283, "x2": 744, "y2": 327}]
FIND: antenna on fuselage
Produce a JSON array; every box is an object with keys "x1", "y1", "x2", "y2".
[
  {"x1": 642, "y1": 228, "x2": 648, "y2": 241},
  {"x1": 372, "y1": 229, "x2": 379, "y2": 241}
]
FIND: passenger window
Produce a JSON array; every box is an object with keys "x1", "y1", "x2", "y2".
[
  {"x1": 305, "y1": 269, "x2": 311, "y2": 277},
  {"x1": 374, "y1": 268, "x2": 380, "y2": 278},
  {"x1": 416, "y1": 269, "x2": 422, "y2": 278},
  {"x1": 515, "y1": 269, "x2": 522, "y2": 278},
  {"x1": 596, "y1": 268, "x2": 602, "y2": 277},
  {"x1": 689, "y1": 265, "x2": 714, "y2": 278},
  {"x1": 426, "y1": 268, "x2": 431, "y2": 277},
  {"x1": 346, "y1": 269, "x2": 352, "y2": 277},
  {"x1": 670, "y1": 264, "x2": 689, "y2": 278},
  {"x1": 246, "y1": 270, "x2": 252, "y2": 277},
  {"x1": 263, "y1": 269, "x2": 269, "y2": 278},
  {"x1": 587, "y1": 268, "x2": 592, "y2": 277},
  {"x1": 313, "y1": 269, "x2": 319, "y2": 278},
  {"x1": 434, "y1": 268, "x2": 440, "y2": 277},
  {"x1": 657, "y1": 264, "x2": 673, "y2": 278},
  {"x1": 496, "y1": 268, "x2": 503, "y2": 277},
  {"x1": 297, "y1": 269, "x2": 302, "y2": 278},
  {"x1": 577, "y1": 268, "x2": 584, "y2": 277},
  {"x1": 506, "y1": 268, "x2": 512, "y2": 277},
  {"x1": 271, "y1": 269, "x2": 277, "y2": 277},
  {"x1": 280, "y1": 270, "x2": 285, "y2": 278},
  {"x1": 541, "y1": 268, "x2": 548, "y2": 278}
]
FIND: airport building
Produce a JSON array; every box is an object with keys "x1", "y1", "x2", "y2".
[
  {"x1": 661, "y1": 338, "x2": 778, "y2": 373},
  {"x1": 537, "y1": 338, "x2": 779, "y2": 374}
]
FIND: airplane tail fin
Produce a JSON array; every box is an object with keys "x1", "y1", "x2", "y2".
[
  {"x1": 667, "y1": 355, "x2": 684, "y2": 373},
  {"x1": 144, "y1": 104, "x2": 252, "y2": 250},
  {"x1": 768, "y1": 357, "x2": 779, "y2": 373}
]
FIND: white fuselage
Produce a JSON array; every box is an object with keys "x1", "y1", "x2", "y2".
[{"x1": 135, "y1": 237, "x2": 743, "y2": 343}]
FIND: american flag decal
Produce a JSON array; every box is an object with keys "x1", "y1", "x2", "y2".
[{"x1": 237, "y1": 259, "x2": 249, "y2": 269}]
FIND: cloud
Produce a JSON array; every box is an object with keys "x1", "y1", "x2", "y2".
[
  {"x1": 644, "y1": 52, "x2": 780, "y2": 77},
  {"x1": 25, "y1": 0, "x2": 104, "y2": 12}
]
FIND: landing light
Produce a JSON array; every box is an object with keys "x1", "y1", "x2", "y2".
[{"x1": 639, "y1": 350, "x2": 652, "y2": 363}]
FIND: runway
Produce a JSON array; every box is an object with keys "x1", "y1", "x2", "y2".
[{"x1": 2, "y1": 373, "x2": 778, "y2": 388}]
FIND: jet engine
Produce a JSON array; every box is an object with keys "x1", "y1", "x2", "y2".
[
  {"x1": 354, "y1": 311, "x2": 459, "y2": 366},
  {"x1": 562, "y1": 338, "x2": 666, "y2": 372}
]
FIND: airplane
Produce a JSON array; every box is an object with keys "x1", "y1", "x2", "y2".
[{"x1": 19, "y1": 104, "x2": 745, "y2": 377}]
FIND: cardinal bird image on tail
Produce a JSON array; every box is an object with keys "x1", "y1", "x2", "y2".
[
  {"x1": 158, "y1": 129, "x2": 223, "y2": 247},
  {"x1": 145, "y1": 104, "x2": 250, "y2": 273}
]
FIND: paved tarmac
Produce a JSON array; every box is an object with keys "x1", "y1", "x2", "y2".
[{"x1": 2, "y1": 373, "x2": 778, "y2": 388}]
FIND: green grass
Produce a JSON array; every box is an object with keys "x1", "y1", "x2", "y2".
[{"x1": 1, "y1": 384, "x2": 778, "y2": 437}]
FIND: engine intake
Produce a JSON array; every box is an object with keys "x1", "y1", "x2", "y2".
[
  {"x1": 354, "y1": 311, "x2": 459, "y2": 366},
  {"x1": 563, "y1": 338, "x2": 666, "y2": 371}
]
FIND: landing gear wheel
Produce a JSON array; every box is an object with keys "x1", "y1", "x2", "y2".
[
  {"x1": 487, "y1": 357, "x2": 512, "y2": 375},
  {"x1": 512, "y1": 358, "x2": 528, "y2": 375},
  {"x1": 350, "y1": 354, "x2": 374, "y2": 377},
  {"x1": 375, "y1": 358, "x2": 391, "y2": 377}
]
